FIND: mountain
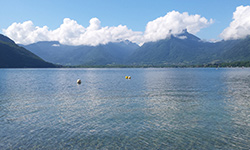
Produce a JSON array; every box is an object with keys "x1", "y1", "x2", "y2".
[
  {"x1": 127, "y1": 30, "x2": 248, "y2": 66},
  {"x1": 221, "y1": 36, "x2": 250, "y2": 62},
  {"x1": 0, "y1": 34, "x2": 15, "y2": 44},
  {"x1": 67, "y1": 40, "x2": 139, "y2": 65},
  {"x1": 19, "y1": 30, "x2": 250, "y2": 67},
  {"x1": 0, "y1": 34, "x2": 56, "y2": 68},
  {"x1": 22, "y1": 40, "x2": 139, "y2": 66},
  {"x1": 127, "y1": 30, "x2": 218, "y2": 65},
  {"x1": 20, "y1": 41, "x2": 79, "y2": 65}
]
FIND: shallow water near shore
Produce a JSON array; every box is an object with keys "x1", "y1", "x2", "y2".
[{"x1": 1, "y1": 68, "x2": 250, "y2": 149}]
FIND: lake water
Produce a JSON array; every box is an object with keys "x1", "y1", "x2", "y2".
[{"x1": 0, "y1": 68, "x2": 250, "y2": 149}]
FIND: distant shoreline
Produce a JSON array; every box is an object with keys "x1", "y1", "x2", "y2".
[
  {"x1": 61, "y1": 61, "x2": 250, "y2": 68},
  {"x1": 1, "y1": 61, "x2": 250, "y2": 68}
]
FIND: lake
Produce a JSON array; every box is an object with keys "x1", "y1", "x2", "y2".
[{"x1": 0, "y1": 68, "x2": 250, "y2": 149}]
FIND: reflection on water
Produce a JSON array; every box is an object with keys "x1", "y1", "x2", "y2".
[
  {"x1": 0, "y1": 68, "x2": 250, "y2": 149},
  {"x1": 222, "y1": 70, "x2": 250, "y2": 148}
]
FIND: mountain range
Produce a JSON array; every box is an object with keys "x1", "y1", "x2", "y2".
[
  {"x1": 127, "y1": 30, "x2": 246, "y2": 65},
  {"x1": 21, "y1": 40, "x2": 139, "y2": 66},
  {"x1": 1, "y1": 30, "x2": 250, "y2": 68},
  {"x1": 22, "y1": 30, "x2": 250, "y2": 66},
  {"x1": 0, "y1": 34, "x2": 55, "y2": 68}
]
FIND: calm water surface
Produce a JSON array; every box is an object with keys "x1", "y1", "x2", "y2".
[{"x1": 0, "y1": 68, "x2": 250, "y2": 149}]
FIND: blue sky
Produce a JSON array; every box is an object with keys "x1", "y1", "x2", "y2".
[{"x1": 1, "y1": 0, "x2": 250, "y2": 45}]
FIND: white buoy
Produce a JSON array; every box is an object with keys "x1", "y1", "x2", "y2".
[{"x1": 77, "y1": 79, "x2": 81, "y2": 84}]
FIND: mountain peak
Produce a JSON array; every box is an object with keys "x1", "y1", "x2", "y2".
[{"x1": 173, "y1": 29, "x2": 201, "y2": 41}]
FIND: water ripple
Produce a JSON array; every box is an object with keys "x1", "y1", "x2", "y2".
[{"x1": 0, "y1": 68, "x2": 250, "y2": 149}]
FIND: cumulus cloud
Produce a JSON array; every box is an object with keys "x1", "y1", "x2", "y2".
[
  {"x1": 3, "y1": 18, "x2": 142, "y2": 46},
  {"x1": 220, "y1": 5, "x2": 250, "y2": 40},
  {"x1": 2, "y1": 21, "x2": 50, "y2": 44},
  {"x1": 51, "y1": 18, "x2": 86, "y2": 44},
  {"x1": 144, "y1": 11, "x2": 213, "y2": 42},
  {"x1": 3, "y1": 11, "x2": 213, "y2": 46},
  {"x1": 87, "y1": 18, "x2": 101, "y2": 30}
]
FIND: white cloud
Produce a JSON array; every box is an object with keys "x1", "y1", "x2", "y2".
[
  {"x1": 3, "y1": 18, "x2": 142, "y2": 46},
  {"x1": 2, "y1": 11, "x2": 213, "y2": 46},
  {"x1": 51, "y1": 18, "x2": 86, "y2": 45},
  {"x1": 176, "y1": 36, "x2": 187, "y2": 40},
  {"x1": 87, "y1": 18, "x2": 101, "y2": 30},
  {"x1": 220, "y1": 5, "x2": 250, "y2": 40},
  {"x1": 2, "y1": 21, "x2": 50, "y2": 44},
  {"x1": 52, "y1": 44, "x2": 60, "y2": 47},
  {"x1": 144, "y1": 11, "x2": 213, "y2": 43}
]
